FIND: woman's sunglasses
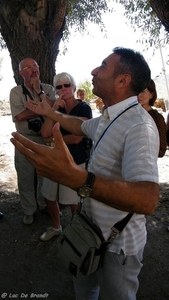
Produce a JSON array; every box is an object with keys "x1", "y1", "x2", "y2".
[{"x1": 55, "y1": 83, "x2": 71, "y2": 90}]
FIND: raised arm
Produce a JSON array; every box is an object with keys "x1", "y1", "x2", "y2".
[
  {"x1": 10, "y1": 124, "x2": 159, "y2": 216},
  {"x1": 25, "y1": 97, "x2": 85, "y2": 136}
]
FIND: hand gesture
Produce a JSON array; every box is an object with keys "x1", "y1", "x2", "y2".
[
  {"x1": 25, "y1": 98, "x2": 52, "y2": 117},
  {"x1": 10, "y1": 123, "x2": 87, "y2": 189}
]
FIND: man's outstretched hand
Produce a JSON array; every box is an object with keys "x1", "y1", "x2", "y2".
[
  {"x1": 25, "y1": 98, "x2": 53, "y2": 117},
  {"x1": 10, "y1": 123, "x2": 87, "y2": 190}
]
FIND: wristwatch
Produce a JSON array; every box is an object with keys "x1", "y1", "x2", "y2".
[
  {"x1": 77, "y1": 172, "x2": 95, "y2": 198},
  {"x1": 38, "y1": 90, "x2": 45, "y2": 96}
]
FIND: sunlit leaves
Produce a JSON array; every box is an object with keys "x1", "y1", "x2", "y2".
[
  {"x1": 63, "y1": 0, "x2": 112, "y2": 42},
  {"x1": 117, "y1": 0, "x2": 169, "y2": 49}
]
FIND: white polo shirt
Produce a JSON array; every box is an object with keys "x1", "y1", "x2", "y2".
[{"x1": 81, "y1": 96, "x2": 159, "y2": 255}]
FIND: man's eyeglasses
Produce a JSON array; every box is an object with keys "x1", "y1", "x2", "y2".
[
  {"x1": 55, "y1": 83, "x2": 71, "y2": 90},
  {"x1": 22, "y1": 64, "x2": 39, "y2": 71}
]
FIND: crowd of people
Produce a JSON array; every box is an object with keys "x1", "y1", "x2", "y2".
[{"x1": 7, "y1": 46, "x2": 168, "y2": 299}]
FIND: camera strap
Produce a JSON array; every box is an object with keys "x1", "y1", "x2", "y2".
[{"x1": 22, "y1": 84, "x2": 44, "y2": 123}]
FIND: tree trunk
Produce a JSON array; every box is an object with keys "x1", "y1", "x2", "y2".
[
  {"x1": 0, "y1": 0, "x2": 67, "y2": 85},
  {"x1": 150, "y1": 0, "x2": 169, "y2": 34}
]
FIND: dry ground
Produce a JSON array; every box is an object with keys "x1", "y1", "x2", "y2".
[{"x1": 0, "y1": 100, "x2": 169, "y2": 300}]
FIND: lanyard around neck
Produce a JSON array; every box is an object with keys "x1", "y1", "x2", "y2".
[{"x1": 94, "y1": 103, "x2": 138, "y2": 151}]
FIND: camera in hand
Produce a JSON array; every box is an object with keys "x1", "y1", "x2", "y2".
[{"x1": 28, "y1": 119, "x2": 43, "y2": 133}]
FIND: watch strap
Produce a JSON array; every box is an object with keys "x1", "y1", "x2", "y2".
[
  {"x1": 38, "y1": 90, "x2": 44, "y2": 96},
  {"x1": 77, "y1": 171, "x2": 95, "y2": 198},
  {"x1": 86, "y1": 172, "x2": 95, "y2": 188}
]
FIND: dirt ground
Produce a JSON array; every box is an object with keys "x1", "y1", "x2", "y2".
[{"x1": 0, "y1": 100, "x2": 169, "y2": 300}]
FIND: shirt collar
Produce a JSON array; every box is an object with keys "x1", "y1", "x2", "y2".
[{"x1": 104, "y1": 96, "x2": 138, "y2": 120}]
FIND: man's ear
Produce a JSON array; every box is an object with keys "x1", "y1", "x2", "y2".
[
  {"x1": 117, "y1": 74, "x2": 131, "y2": 87},
  {"x1": 19, "y1": 70, "x2": 23, "y2": 77}
]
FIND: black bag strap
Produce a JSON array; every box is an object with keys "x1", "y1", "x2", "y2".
[
  {"x1": 108, "y1": 212, "x2": 133, "y2": 243},
  {"x1": 84, "y1": 102, "x2": 139, "y2": 241},
  {"x1": 94, "y1": 103, "x2": 138, "y2": 150},
  {"x1": 22, "y1": 83, "x2": 44, "y2": 123}
]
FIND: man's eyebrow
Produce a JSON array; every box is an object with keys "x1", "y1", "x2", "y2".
[{"x1": 101, "y1": 60, "x2": 106, "y2": 66}]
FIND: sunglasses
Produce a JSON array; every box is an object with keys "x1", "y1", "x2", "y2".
[{"x1": 55, "y1": 83, "x2": 71, "y2": 90}]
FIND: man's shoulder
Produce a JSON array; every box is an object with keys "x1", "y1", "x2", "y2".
[
  {"x1": 41, "y1": 83, "x2": 56, "y2": 98},
  {"x1": 11, "y1": 84, "x2": 22, "y2": 91},
  {"x1": 10, "y1": 84, "x2": 23, "y2": 94},
  {"x1": 41, "y1": 83, "x2": 54, "y2": 90}
]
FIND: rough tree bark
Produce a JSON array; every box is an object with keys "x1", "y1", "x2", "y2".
[
  {"x1": 0, "y1": 0, "x2": 67, "y2": 85},
  {"x1": 149, "y1": 0, "x2": 169, "y2": 34}
]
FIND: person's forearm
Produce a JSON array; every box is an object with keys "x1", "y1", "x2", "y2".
[
  {"x1": 39, "y1": 93, "x2": 54, "y2": 107},
  {"x1": 60, "y1": 166, "x2": 159, "y2": 215},
  {"x1": 10, "y1": 128, "x2": 159, "y2": 216},
  {"x1": 70, "y1": 171, "x2": 159, "y2": 215},
  {"x1": 55, "y1": 157, "x2": 159, "y2": 215},
  {"x1": 63, "y1": 134, "x2": 83, "y2": 145},
  {"x1": 90, "y1": 178, "x2": 159, "y2": 215},
  {"x1": 16, "y1": 109, "x2": 39, "y2": 121},
  {"x1": 47, "y1": 109, "x2": 85, "y2": 136}
]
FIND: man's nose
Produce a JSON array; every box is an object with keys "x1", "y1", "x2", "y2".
[{"x1": 91, "y1": 67, "x2": 99, "y2": 76}]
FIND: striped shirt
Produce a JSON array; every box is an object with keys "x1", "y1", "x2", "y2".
[{"x1": 81, "y1": 96, "x2": 159, "y2": 255}]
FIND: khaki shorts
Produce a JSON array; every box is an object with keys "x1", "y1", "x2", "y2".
[{"x1": 41, "y1": 163, "x2": 85, "y2": 205}]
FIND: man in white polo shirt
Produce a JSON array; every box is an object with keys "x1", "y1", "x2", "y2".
[{"x1": 11, "y1": 47, "x2": 159, "y2": 300}]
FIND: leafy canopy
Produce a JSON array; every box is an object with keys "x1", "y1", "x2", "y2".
[
  {"x1": 118, "y1": 0, "x2": 169, "y2": 49},
  {"x1": 66, "y1": 0, "x2": 111, "y2": 34},
  {"x1": 65, "y1": 0, "x2": 169, "y2": 50},
  {"x1": 60, "y1": 0, "x2": 113, "y2": 50},
  {"x1": 1, "y1": 0, "x2": 169, "y2": 58},
  {"x1": 0, "y1": 0, "x2": 168, "y2": 51}
]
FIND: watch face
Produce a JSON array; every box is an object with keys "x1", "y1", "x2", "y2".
[
  {"x1": 78, "y1": 186, "x2": 92, "y2": 198},
  {"x1": 77, "y1": 172, "x2": 95, "y2": 198}
]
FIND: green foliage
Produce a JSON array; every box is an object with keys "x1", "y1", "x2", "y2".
[
  {"x1": 62, "y1": 0, "x2": 112, "y2": 44},
  {"x1": 0, "y1": 0, "x2": 169, "y2": 54},
  {"x1": 66, "y1": 0, "x2": 110, "y2": 30},
  {"x1": 77, "y1": 79, "x2": 96, "y2": 102},
  {"x1": 0, "y1": 0, "x2": 111, "y2": 51},
  {"x1": 117, "y1": 0, "x2": 169, "y2": 49},
  {"x1": 62, "y1": 0, "x2": 169, "y2": 51}
]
